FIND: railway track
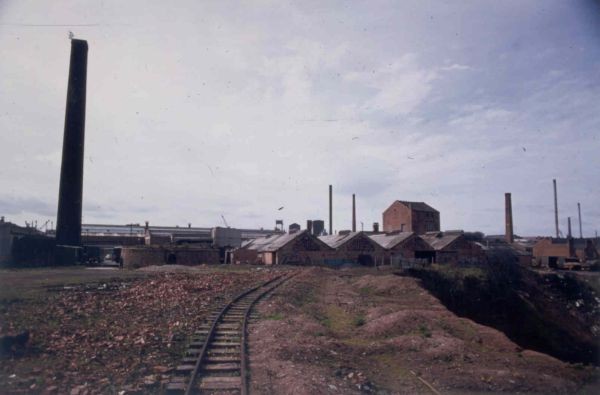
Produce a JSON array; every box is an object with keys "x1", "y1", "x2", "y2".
[{"x1": 166, "y1": 272, "x2": 295, "y2": 395}]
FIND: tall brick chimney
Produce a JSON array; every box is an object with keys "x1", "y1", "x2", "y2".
[
  {"x1": 568, "y1": 217, "x2": 572, "y2": 238},
  {"x1": 56, "y1": 39, "x2": 88, "y2": 247},
  {"x1": 352, "y1": 194, "x2": 356, "y2": 232},
  {"x1": 505, "y1": 193, "x2": 514, "y2": 244},
  {"x1": 329, "y1": 185, "x2": 333, "y2": 235},
  {"x1": 553, "y1": 179, "x2": 559, "y2": 238}
]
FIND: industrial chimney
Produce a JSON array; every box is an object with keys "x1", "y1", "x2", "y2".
[
  {"x1": 578, "y1": 203, "x2": 583, "y2": 238},
  {"x1": 505, "y1": 193, "x2": 514, "y2": 243},
  {"x1": 329, "y1": 185, "x2": 333, "y2": 235},
  {"x1": 553, "y1": 179, "x2": 559, "y2": 238},
  {"x1": 56, "y1": 39, "x2": 88, "y2": 249},
  {"x1": 567, "y1": 217, "x2": 572, "y2": 238},
  {"x1": 352, "y1": 194, "x2": 356, "y2": 232}
]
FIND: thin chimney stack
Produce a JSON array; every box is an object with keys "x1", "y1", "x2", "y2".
[
  {"x1": 505, "y1": 193, "x2": 514, "y2": 243},
  {"x1": 578, "y1": 202, "x2": 583, "y2": 238},
  {"x1": 553, "y1": 179, "x2": 559, "y2": 238},
  {"x1": 567, "y1": 217, "x2": 572, "y2": 238},
  {"x1": 352, "y1": 194, "x2": 356, "y2": 232},
  {"x1": 329, "y1": 185, "x2": 333, "y2": 235}
]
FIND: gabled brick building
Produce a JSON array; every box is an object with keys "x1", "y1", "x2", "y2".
[
  {"x1": 383, "y1": 201, "x2": 440, "y2": 234},
  {"x1": 319, "y1": 231, "x2": 386, "y2": 266}
]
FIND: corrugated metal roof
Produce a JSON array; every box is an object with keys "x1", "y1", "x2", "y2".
[
  {"x1": 318, "y1": 232, "x2": 360, "y2": 249},
  {"x1": 368, "y1": 232, "x2": 414, "y2": 249},
  {"x1": 242, "y1": 230, "x2": 331, "y2": 252},
  {"x1": 420, "y1": 232, "x2": 462, "y2": 250}
]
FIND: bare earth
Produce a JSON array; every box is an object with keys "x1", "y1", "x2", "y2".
[
  {"x1": 249, "y1": 267, "x2": 599, "y2": 394},
  {"x1": 0, "y1": 265, "x2": 280, "y2": 394},
  {"x1": 1, "y1": 265, "x2": 598, "y2": 394}
]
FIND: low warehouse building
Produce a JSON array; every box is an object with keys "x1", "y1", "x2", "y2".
[
  {"x1": 369, "y1": 232, "x2": 435, "y2": 264},
  {"x1": 420, "y1": 231, "x2": 484, "y2": 264},
  {"x1": 232, "y1": 230, "x2": 333, "y2": 265},
  {"x1": 319, "y1": 231, "x2": 386, "y2": 266}
]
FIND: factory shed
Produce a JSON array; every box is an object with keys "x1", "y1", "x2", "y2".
[
  {"x1": 532, "y1": 238, "x2": 598, "y2": 268},
  {"x1": 369, "y1": 232, "x2": 435, "y2": 264},
  {"x1": 319, "y1": 232, "x2": 386, "y2": 266},
  {"x1": 232, "y1": 230, "x2": 333, "y2": 265},
  {"x1": 420, "y1": 231, "x2": 484, "y2": 264}
]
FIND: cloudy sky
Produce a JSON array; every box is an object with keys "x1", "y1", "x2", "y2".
[{"x1": 1, "y1": 0, "x2": 599, "y2": 236}]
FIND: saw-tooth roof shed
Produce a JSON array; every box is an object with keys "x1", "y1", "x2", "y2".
[{"x1": 368, "y1": 232, "x2": 415, "y2": 250}]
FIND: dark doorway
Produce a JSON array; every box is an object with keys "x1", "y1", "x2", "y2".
[
  {"x1": 358, "y1": 254, "x2": 374, "y2": 266},
  {"x1": 415, "y1": 251, "x2": 435, "y2": 263},
  {"x1": 167, "y1": 253, "x2": 177, "y2": 264}
]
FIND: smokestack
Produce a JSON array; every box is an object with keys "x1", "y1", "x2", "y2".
[
  {"x1": 306, "y1": 220, "x2": 313, "y2": 235},
  {"x1": 567, "y1": 217, "x2": 572, "y2": 238},
  {"x1": 505, "y1": 193, "x2": 514, "y2": 243},
  {"x1": 352, "y1": 194, "x2": 356, "y2": 232},
  {"x1": 56, "y1": 39, "x2": 88, "y2": 247},
  {"x1": 553, "y1": 179, "x2": 559, "y2": 238},
  {"x1": 578, "y1": 203, "x2": 583, "y2": 238},
  {"x1": 329, "y1": 185, "x2": 333, "y2": 235}
]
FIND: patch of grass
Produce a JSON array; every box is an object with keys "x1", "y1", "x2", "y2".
[
  {"x1": 353, "y1": 314, "x2": 366, "y2": 327},
  {"x1": 265, "y1": 312, "x2": 284, "y2": 321},
  {"x1": 358, "y1": 286, "x2": 375, "y2": 296}
]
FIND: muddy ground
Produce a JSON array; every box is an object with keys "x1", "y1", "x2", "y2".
[{"x1": 249, "y1": 267, "x2": 600, "y2": 394}]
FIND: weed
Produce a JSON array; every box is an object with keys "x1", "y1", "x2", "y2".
[
  {"x1": 353, "y1": 314, "x2": 366, "y2": 327},
  {"x1": 418, "y1": 324, "x2": 432, "y2": 338},
  {"x1": 265, "y1": 312, "x2": 284, "y2": 321}
]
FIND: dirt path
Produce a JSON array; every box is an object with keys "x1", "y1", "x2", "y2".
[{"x1": 248, "y1": 267, "x2": 599, "y2": 394}]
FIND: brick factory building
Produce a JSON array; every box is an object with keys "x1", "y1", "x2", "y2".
[
  {"x1": 369, "y1": 232, "x2": 435, "y2": 264},
  {"x1": 319, "y1": 231, "x2": 386, "y2": 266},
  {"x1": 383, "y1": 200, "x2": 440, "y2": 234},
  {"x1": 532, "y1": 238, "x2": 598, "y2": 268},
  {"x1": 420, "y1": 231, "x2": 484, "y2": 264},
  {"x1": 232, "y1": 230, "x2": 333, "y2": 265}
]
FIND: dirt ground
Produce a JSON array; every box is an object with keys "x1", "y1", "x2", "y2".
[
  {"x1": 249, "y1": 267, "x2": 600, "y2": 394},
  {"x1": 0, "y1": 265, "x2": 282, "y2": 394},
  {"x1": 2, "y1": 265, "x2": 599, "y2": 394}
]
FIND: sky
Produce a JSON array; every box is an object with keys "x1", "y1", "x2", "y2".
[{"x1": 1, "y1": 0, "x2": 599, "y2": 237}]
